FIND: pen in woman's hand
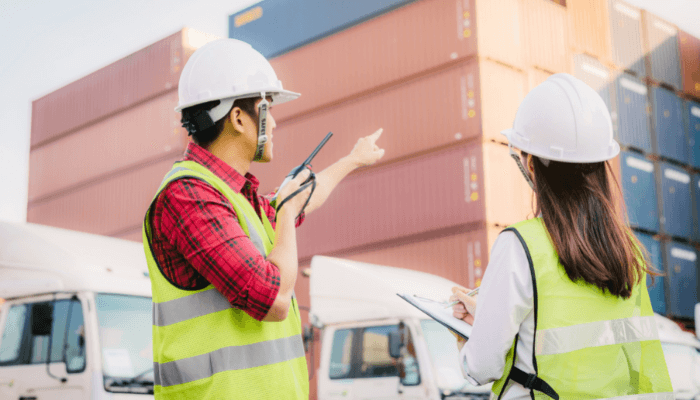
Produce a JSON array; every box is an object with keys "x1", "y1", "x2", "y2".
[{"x1": 444, "y1": 287, "x2": 480, "y2": 308}]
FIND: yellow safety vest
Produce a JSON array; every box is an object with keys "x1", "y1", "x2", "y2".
[
  {"x1": 142, "y1": 160, "x2": 308, "y2": 400},
  {"x1": 491, "y1": 218, "x2": 674, "y2": 400}
]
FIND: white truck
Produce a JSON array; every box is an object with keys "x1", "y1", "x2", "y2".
[
  {"x1": 0, "y1": 221, "x2": 154, "y2": 399},
  {"x1": 310, "y1": 256, "x2": 492, "y2": 400}
]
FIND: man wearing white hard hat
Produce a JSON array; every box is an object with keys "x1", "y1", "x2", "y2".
[
  {"x1": 448, "y1": 73, "x2": 674, "y2": 399},
  {"x1": 142, "y1": 38, "x2": 384, "y2": 399}
]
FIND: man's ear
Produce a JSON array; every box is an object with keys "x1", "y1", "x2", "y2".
[{"x1": 229, "y1": 107, "x2": 245, "y2": 134}]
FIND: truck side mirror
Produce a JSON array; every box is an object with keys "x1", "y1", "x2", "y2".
[
  {"x1": 302, "y1": 324, "x2": 314, "y2": 353},
  {"x1": 388, "y1": 331, "x2": 402, "y2": 359},
  {"x1": 31, "y1": 303, "x2": 53, "y2": 336}
]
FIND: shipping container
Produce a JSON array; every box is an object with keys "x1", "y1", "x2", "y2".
[
  {"x1": 521, "y1": 0, "x2": 571, "y2": 74},
  {"x1": 30, "y1": 29, "x2": 217, "y2": 149},
  {"x1": 294, "y1": 142, "x2": 532, "y2": 260},
  {"x1": 693, "y1": 174, "x2": 700, "y2": 243},
  {"x1": 642, "y1": 11, "x2": 682, "y2": 90},
  {"x1": 635, "y1": 231, "x2": 665, "y2": 315},
  {"x1": 268, "y1": 0, "x2": 479, "y2": 122},
  {"x1": 665, "y1": 241, "x2": 698, "y2": 318},
  {"x1": 252, "y1": 58, "x2": 529, "y2": 195},
  {"x1": 28, "y1": 90, "x2": 186, "y2": 202},
  {"x1": 527, "y1": 68, "x2": 553, "y2": 91},
  {"x1": 651, "y1": 86, "x2": 687, "y2": 164},
  {"x1": 474, "y1": 0, "x2": 524, "y2": 70},
  {"x1": 608, "y1": 0, "x2": 646, "y2": 77},
  {"x1": 573, "y1": 54, "x2": 614, "y2": 112},
  {"x1": 659, "y1": 162, "x2": 692, "y2": 240},
  {"x1": 113, "y1": 228, "x2": 143, "y2": 243},
  {"x1": 678, "y1": 29, "x2": 700, "y2": 99},
  {"x1": 615, "y1": 73, "x2": 651, "y2": 152},
  {"x1": 688, "y1": 101, "x2": 700, "y2": 168},
  {"x1": 228, "y1": 0, "x2": 417, "y2": 58},
  {"x1": 620, "y1": 151, "x2": 658, "y2": 232},
  {"x1": 27, "y1": 155, "x2": 180, "y2": 237},
  {"x1": 568, "y1": 0, "x2": 612, "y2": 64},
  {"x1": 341, "y1": 226, "x2": 504, "y2": 290}
]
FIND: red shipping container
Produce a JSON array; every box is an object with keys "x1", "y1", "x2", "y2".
[
  {"x1": 521, "y1": 0, "x2": 571, "y2": 74},
  {"x1": 269, "y1": 0, "x2": 479, "y2": 122},
  {"x1": 567, "y1": 0, "x2": 612, "y2": 64},
  {"x1": 294, "y1": 142, "x2": 533, "y2": 260},
  {"x1": 30, "y1": 28, "x2": 217, "y2": 148},
  {"x1": 114, "y1": 229, "x2": 144, "y2": 243},
  {"x1": 27, "y1": 155, "x2": 180, "y2": 237},
  {"x1": 679, "y1": 29, "x2": 700, "y2": 99},
  {"x1": 252, "y1": 58, "x2": 528, "y2": 195},
  {"x1": 28, "y1": 90, "x2": 187, "y2": 202}
]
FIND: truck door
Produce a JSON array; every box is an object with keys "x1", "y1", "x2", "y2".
[{"x1": 0, "y1": 295, "x2": 89, "y2": 400}]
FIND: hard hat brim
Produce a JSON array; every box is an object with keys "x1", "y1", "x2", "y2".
[{"x1": 174, "y1": 89, "x2": 301, "y2": 112}]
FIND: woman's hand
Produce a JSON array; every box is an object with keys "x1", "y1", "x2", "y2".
[{"x1": 450, "y1": 286, "x2": 478, "y2": 325}]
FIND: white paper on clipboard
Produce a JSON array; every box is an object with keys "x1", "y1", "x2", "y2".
[{"x1": 397, "y1": 293, "x2": 472, "y2": 340}]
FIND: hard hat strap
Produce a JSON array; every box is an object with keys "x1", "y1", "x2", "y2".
[
  {"x1": 253, "y1": 92, "x2": 269, "y2": 161},
  {"x1": 509, "y1": 144, "x2": 535, "y2": 191}
]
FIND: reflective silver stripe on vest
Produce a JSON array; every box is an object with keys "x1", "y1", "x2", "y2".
[
  {"x1": 153, "y1": 289, "x2": 231, "y2": 327},
  {"x1": 535, "y1": 316, "x2": 659, "y2": 356},
  {"x1": 154, "y1": 334, "x2": 305, "y2": 387},
  {"x1": 597, "y1": 393, "x2": 675, "y2": 400}
]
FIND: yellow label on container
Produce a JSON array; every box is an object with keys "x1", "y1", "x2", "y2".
[
  {"x1": 468, "y1": 109, "x2": 476, "y2": 118},
  {"x1": 463, "y1": 29, "x2": 471, "y2": 38},
  {"x1": 470, "y1": 192, "x2": 479, "y2": 201},
  {"x1": 235, "y1": 6, "x2": 263, "y2": 27}
]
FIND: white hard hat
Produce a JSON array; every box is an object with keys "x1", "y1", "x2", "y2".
[
  {"x1": 501, "y1": 73, "x2": 619, "y2": 164},
  {"x1": 175, "y1": 38, "x2": 300, "y2": 121}
]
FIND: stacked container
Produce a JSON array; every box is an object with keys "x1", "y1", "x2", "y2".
[{"x1": 27, "y1": 29, "x2": 219, "y2": 241}]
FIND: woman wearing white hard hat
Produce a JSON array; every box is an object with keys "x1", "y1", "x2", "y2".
[
  {"x1": 449, "y1": 73, "x2": 674, "y2": 399},
  {"x1": 143, "y1": 38, "x2": 385, "y2": 400}
]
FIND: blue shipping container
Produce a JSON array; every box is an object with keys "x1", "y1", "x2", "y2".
[
  {"x1": 688, "y1": 101, "x2": 700, "y2": 168},
  {"x1": 615, "y1": 74, "x2": 651, "y2": 152},
  {"x1": 693, "y1": 174, "x2": 700, "y2": 242},
  {"x1": 652, "y1": 87, "x2": 687, "y2": 164},
  {"x1": 621, "y1": 152, "x2": 658, "y2": 232},
  {"x1": 635, "y1": 232, "x2": 666, "y2": 314},
  {"x1": 229, "y1": 0, "x2": 415, "y2": 58},
  {"x1": 665, "y1": 241, "x2": 698, "y2": 318},
  {"x1": 660, "y1": 162, "x2": 692, "y2": 239}
]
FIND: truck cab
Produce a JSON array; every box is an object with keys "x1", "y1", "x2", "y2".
[
  {"x1": 656, "y1": 312, "x2": 700, "y2": 400},
  {"x1": 0, "y1": 221, "x2": 154, "y2": 399},
  {"x1": 310, "y1": 256, "x2": 491, "y2": 400}
]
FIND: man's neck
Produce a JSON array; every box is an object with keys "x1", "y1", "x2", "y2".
[{"x1": 206, "y1": 134, "x2": 252, "y2": 177}]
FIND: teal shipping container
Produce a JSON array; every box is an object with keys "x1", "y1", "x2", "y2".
[
  {"x1": 688, "y1": 101, "x2": 700, "y2": 168},
  {"x1": 620, "y1": 152, "x2": 658, "y2": 233},
  {"x1": 665, "y1": 241, "x2": 698, "y2": 318},
  {"x1": 635, "y1": 231, "x2": 666, "y2": 315},
  {"x1": 659, "y1": 162, "x2": 692, "y2": 240},
  {"x1": 615, "y1": 74, "x2": 651, "y2": 152},
  {"x1": 229, "y1": 0, "x2": 415, "y2": 58},
  {"x1": 651, "y1": 86, "x2": 687, "y2": 164}
]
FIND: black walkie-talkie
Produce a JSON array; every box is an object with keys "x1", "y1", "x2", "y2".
[{"x1": 271, "y1": 132, "x2": 333, "y2": 212}]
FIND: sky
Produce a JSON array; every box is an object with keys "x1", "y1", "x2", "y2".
[{"x1": 0, "y1": 0, "x2": 699, "y2": 223}]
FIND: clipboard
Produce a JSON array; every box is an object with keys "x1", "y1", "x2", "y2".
[{"x1": 397, "y1": 293, "x2": 472, "y2": 340}]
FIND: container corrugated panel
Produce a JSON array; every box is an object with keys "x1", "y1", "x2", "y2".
[
  {"x1": 31, "y1": 30, "x2": 189, "y2": 148},
  {"x1": 342, "y1": 226, "x2": 503, "y2": 290},
  {"x1": 28, "y1": 90, "x2": 186, "y2": 203},
  {"x1": 573, "y1": 54, "x2": 614, "y2": 113},
  {"x1": 659, "y1": 162, "x2": 692, "y2": 240},
  {"x1": 568, "y1": 0, "x2": 611, "y2": 63},
  {"x1": 26, "y1": 156, "x2": 180, "y2": 236},
  {"x1": 527, "y1": 68, "x2": 552, "y2": 91},
  {"x1": 635, "y1": 231, "x2": 665, "y2": 315},
  {"x1": 269, "y1": 0, "x2": 479, "y2": 123},
  {"x1": 651, "y1": 86, "x2": 687, "y2": 164},
  {"x1": 250, "y1": 60, "x2": 485, "y2": 195},
  {"x1": 520, "y1": 0, "x2": 570, "y2": 74},
  {"x1": 620, "y1": 152, "x2": 658, "y2": 232},
  {"x1": 665, "y1": 241, "x2": 698, "y2": 318},
  {"x1": 688, "y1": 101, "x2": 700, "y2": 168},
  {"x1": 475, "y1": 0, "x2": 524, "y2": 70},
  {"x1": 615, "y1": 74, "x2": 651, "y2": 152},
  {"x1": 228, "y1": 0, "x2": 417, "y2": 58},
  {"x1": 642, "y1": 11, "x2": 682, "y2": 90},
  {"x1": 114, "y1": 228, "x2": 143, "y2": 243},
  {"x1": 692, "y1": 174, "x2": 700, "y2": 242},
  {"x1": 608, "y1": 0, "x2": 646, "y2": 77},
  {"x1": 294, "y1": 142, "x2": 532, "y2": 260},
  {"x1": 678, "y1": 29, "x2": 700, "y2": 99}
]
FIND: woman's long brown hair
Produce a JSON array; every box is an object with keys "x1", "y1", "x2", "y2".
[{"x1": 527, "y1": 153, "x2": 654, "y2": 299}]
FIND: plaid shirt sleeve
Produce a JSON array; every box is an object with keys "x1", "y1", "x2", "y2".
[{"x1": 156, "y1": 178, "x2": 281, "y2": 321}]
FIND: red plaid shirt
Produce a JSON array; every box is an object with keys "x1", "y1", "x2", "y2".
[{"x1": 149, "y1": 142, "x2": 304, "y2": 321}]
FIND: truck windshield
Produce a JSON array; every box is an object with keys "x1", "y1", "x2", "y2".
[
  {"x1": 420, "y1": 319, "x2": 491, "y2": 395},
  {"x1": 95, "y1": 294, "x2": 153, "y2": 395}
]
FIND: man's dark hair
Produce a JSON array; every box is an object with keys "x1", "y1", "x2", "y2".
[{"x1": 180, "y1": 97, "x2": 259, "y2": 148}]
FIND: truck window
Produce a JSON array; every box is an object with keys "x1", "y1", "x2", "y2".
[
  {"x1": 360, "y1": 325, "x2": 399, "y2": 379},
  {"x1": 329, "y1": 329, "x2": 354, "y2": 379},
  {"x1": 64, "y1": 300, "x2": 86, "y2": 372},
  {"x1": 0, "y1": 304, "x2": 28, "y2": 365}
]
